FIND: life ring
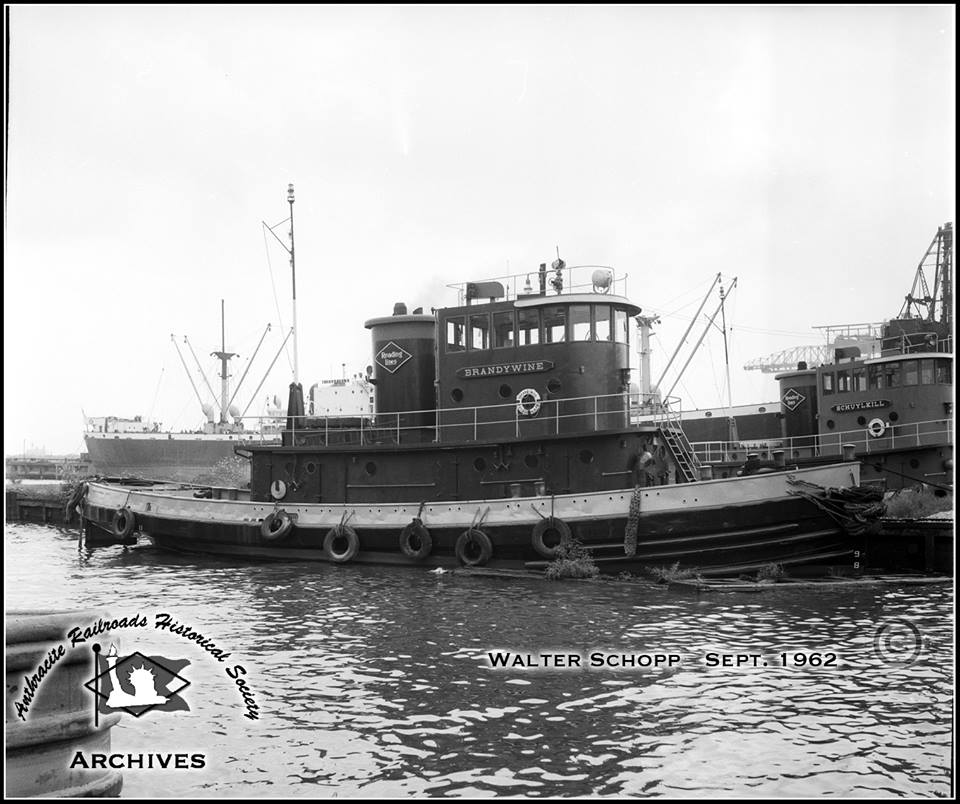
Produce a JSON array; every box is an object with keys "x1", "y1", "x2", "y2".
[
  {"x1": 455, "y1": 528, "x2": 493, "y2": 566},
  {"x1": 111, "y1": 508, "x2": 136, "y2": 538},
  {"x1": 261, "y1": 510, "x2": 293, "y2": 542},
  {"x1": 324, "y1": 524, "x2": 360, "y2": 563},
  {"x1": 516, "y1": 388, "x2": 542, "y2": 417},
  {"x1": 531, "y1": 516, "x2": 572, "y2": 559},
  {"x1": 867, "y1": 418, "x2": 887, "y2": 438},
  {"x1": 399, "y1": 518, "x2": 432, "y2": 560}
]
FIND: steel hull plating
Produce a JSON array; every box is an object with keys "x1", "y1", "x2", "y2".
[
  {"x1": 82, "y1": 463, "x2": 863, "y2": 576},
  {"x1": 83, "y1": 434, "x2": 254, "y2": 483}
]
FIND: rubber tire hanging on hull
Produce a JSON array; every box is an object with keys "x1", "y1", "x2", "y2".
[
  {"x1": 261, "y1": 510, "x2": 293, "y2": 542},
  {"x1": 325, "y1": 525, "x2": 360, "y2": 563},
  {"x1": 455, "y1": 528, "x2": 493, "y2": 567},
  {"x1": 531, "y1": 516, "x2": 572, "y2": 559},
  {"x1": 111, "y1": 508, "x2": 136, "y2": 538},
  {"x1": 399, "y1": 519, "x2": 432, "y2": 560}
]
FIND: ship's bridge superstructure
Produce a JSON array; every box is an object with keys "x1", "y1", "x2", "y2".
[{"x1": 363, "y1": 263, "x2": 641, "y2": 445}]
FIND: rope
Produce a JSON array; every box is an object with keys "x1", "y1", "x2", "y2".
[
  {"x1": 623, "y1": 485, "x2": 642, "y2": 556},
  {"x1": 786, "y1": 479, "x2": 885, "y2": 536}
]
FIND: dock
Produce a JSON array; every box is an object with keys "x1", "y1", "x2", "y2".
[
  {"x1": 5, "y1": 455, "x2": 93, "y2": 481},
  {"x1": 5, "y1": 488, "x2": 75, "y2": 526}
]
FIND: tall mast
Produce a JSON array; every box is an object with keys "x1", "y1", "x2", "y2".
[
  {"x1": 263, "y1": 183, "x2": 300, "y2": 385},
  {"x1": 211, "y1": 299, "x2": 236, "y2": 425},
  {"x1": 635, "y1": 313, "x2": 660, "y2": 407},
  {"x1": 288, "y1": 183, "x2": 299, "y2": 385},
  {"x1": 718, "y1": 277, "x2": 738, "y2": 444}
]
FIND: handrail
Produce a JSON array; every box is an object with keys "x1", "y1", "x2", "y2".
[
  {"x1": 881, "y1": 331, "x2": 953, "y2": 355},
  {"x1": 445, "y1": 264, "x2": 629, "y2": 305},
  {"x1": 231, "y1": 390, "x2": 692, "y2": 447},
  {"x1": 689, "y1": 418, "x2": 954, "y2": 464}
]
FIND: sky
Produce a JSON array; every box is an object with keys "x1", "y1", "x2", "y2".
[{"x1": 4, "y1": 5, "x2": 955, "y2": 456}]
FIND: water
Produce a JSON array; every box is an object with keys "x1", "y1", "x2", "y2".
[{"x1": 5, "y1": 523, "x2": 954, "y2": 798}]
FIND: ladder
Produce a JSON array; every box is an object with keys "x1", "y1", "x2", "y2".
[{"x1": 658, "y1": 410, "x2": 701, "y2": 483}]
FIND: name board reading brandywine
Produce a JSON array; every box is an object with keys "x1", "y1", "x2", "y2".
[{"x1": 457, "y1": 360, "x2": 555, "y2": 379}]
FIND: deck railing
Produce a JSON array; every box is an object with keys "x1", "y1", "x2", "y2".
[
  {"x1": 689, "y1": 418, "x2": 954, "y2": 464},
  {"x1": 446, "y1": 264, "x2": 629, "y2": 305},
  {"x1": 233, "y1": 391, "x2": 686, "y2": 447}
]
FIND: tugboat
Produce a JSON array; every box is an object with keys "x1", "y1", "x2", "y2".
[
  {"x1": 78, "y1": 187, "x2": 876, "y2": 576},
  {"x1": 688, "y1": 223, "x2": 954, "y2": 492}
]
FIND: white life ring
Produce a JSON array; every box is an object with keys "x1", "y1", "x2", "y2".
[
  {"x1": 516, "y1": 388, "x2": 542, "y2": 417},
  {"x1": 867, "y1": 418, "x2": 887, "y2": 438}
]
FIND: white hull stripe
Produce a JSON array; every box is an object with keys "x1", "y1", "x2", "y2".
[{"x1": 84, "y1": 463, "x2": 859, "y2": 530}]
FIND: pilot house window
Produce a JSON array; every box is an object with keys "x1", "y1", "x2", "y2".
[
  {"x1": 469, "y1": 314, "x2": 489, "y2": 350},
  {"x1": 822, "y1": 373, "x2": 834, "y2": 395},
  {"x1": 446, "y1": 318, "x2": 465, "y2": 352},
  {"x1": 518, "y1": 308, "x2": 540, "y2": 345},
  {"x1": 493, "y1": 311, "x2": 514, "y2": 348},
  {"x1": 615, "y1": 309, "x2": 629, "y2": 343},
  {"x1": 543, "y1": 306, "x2": 566, "y2": 343},
  {"x1": 903, "y1": 360, "x2": 918, "y2": 386},
  {"x1": 884, "y1": 362, "x2": 901, "y2": 388},
  {"x1": 595, "y1": 306, "x2": 612, "y2": 341},
  {"x1": 570, "y1": 305, "x2": 592, "y2": 341}
]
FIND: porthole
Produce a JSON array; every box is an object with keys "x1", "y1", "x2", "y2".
[
  {"x1": 889, "y1": 411, "x2": 899, "y2": 422},
  {"x1": 857, "y1": 416, "x2": 866, "y2": 426},
  {"x1": 498, "y1": 383, "x2": 513, "y2": 399},
  {"x1": 758, "y1": 406, "x2": 767, "y2": 413},
  {"x1": 451, "y1": 388, "x2": 464, "y2": 403},
  {"x1": 826, "y1": 419, "x2": 835, "y2": 430},
  {"x1": 305, "y1": 461, "x2": 317, "y2": 474},
  {"x1": 525, "y1": 454, "x2": 539, "y2": 468},
  {"x1": 704, "y1": 411, "x2": 713, "y2": 417},
  {"x1": 547, "y1": 378, "x2": 562, "y2": 394},
  {"x1": 579, "y1": 450, "x2": 594, "y2": 464},
  {"x1": 365, "y1": 461, "x2": 377, "y2": 476},
  {"x1": 909, "y1": 458, "x2": 920, "y2": 469},
  {"x1": 474, "y1": 457, "x2": 486, "y2": 472}
]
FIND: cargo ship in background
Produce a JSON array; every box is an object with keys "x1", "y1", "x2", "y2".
[
  {"x1": 83, "y1": 298, "x2": 375, "y2": 483},
  {"x1": 83, "y1": 376, "x2": 374, "y2": 483}
]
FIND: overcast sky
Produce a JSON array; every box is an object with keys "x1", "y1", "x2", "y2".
[{"x1": 4, "y1": 5, "x2": 955, "y2": 456}]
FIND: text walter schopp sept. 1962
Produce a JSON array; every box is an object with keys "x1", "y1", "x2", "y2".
[{"x1": 485, "y1": 651, "x2": 841, "y2": 669}]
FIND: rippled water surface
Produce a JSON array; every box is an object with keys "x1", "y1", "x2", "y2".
[{"x1": 5, "y1": 523, "x2": 954, "y2": 797}]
